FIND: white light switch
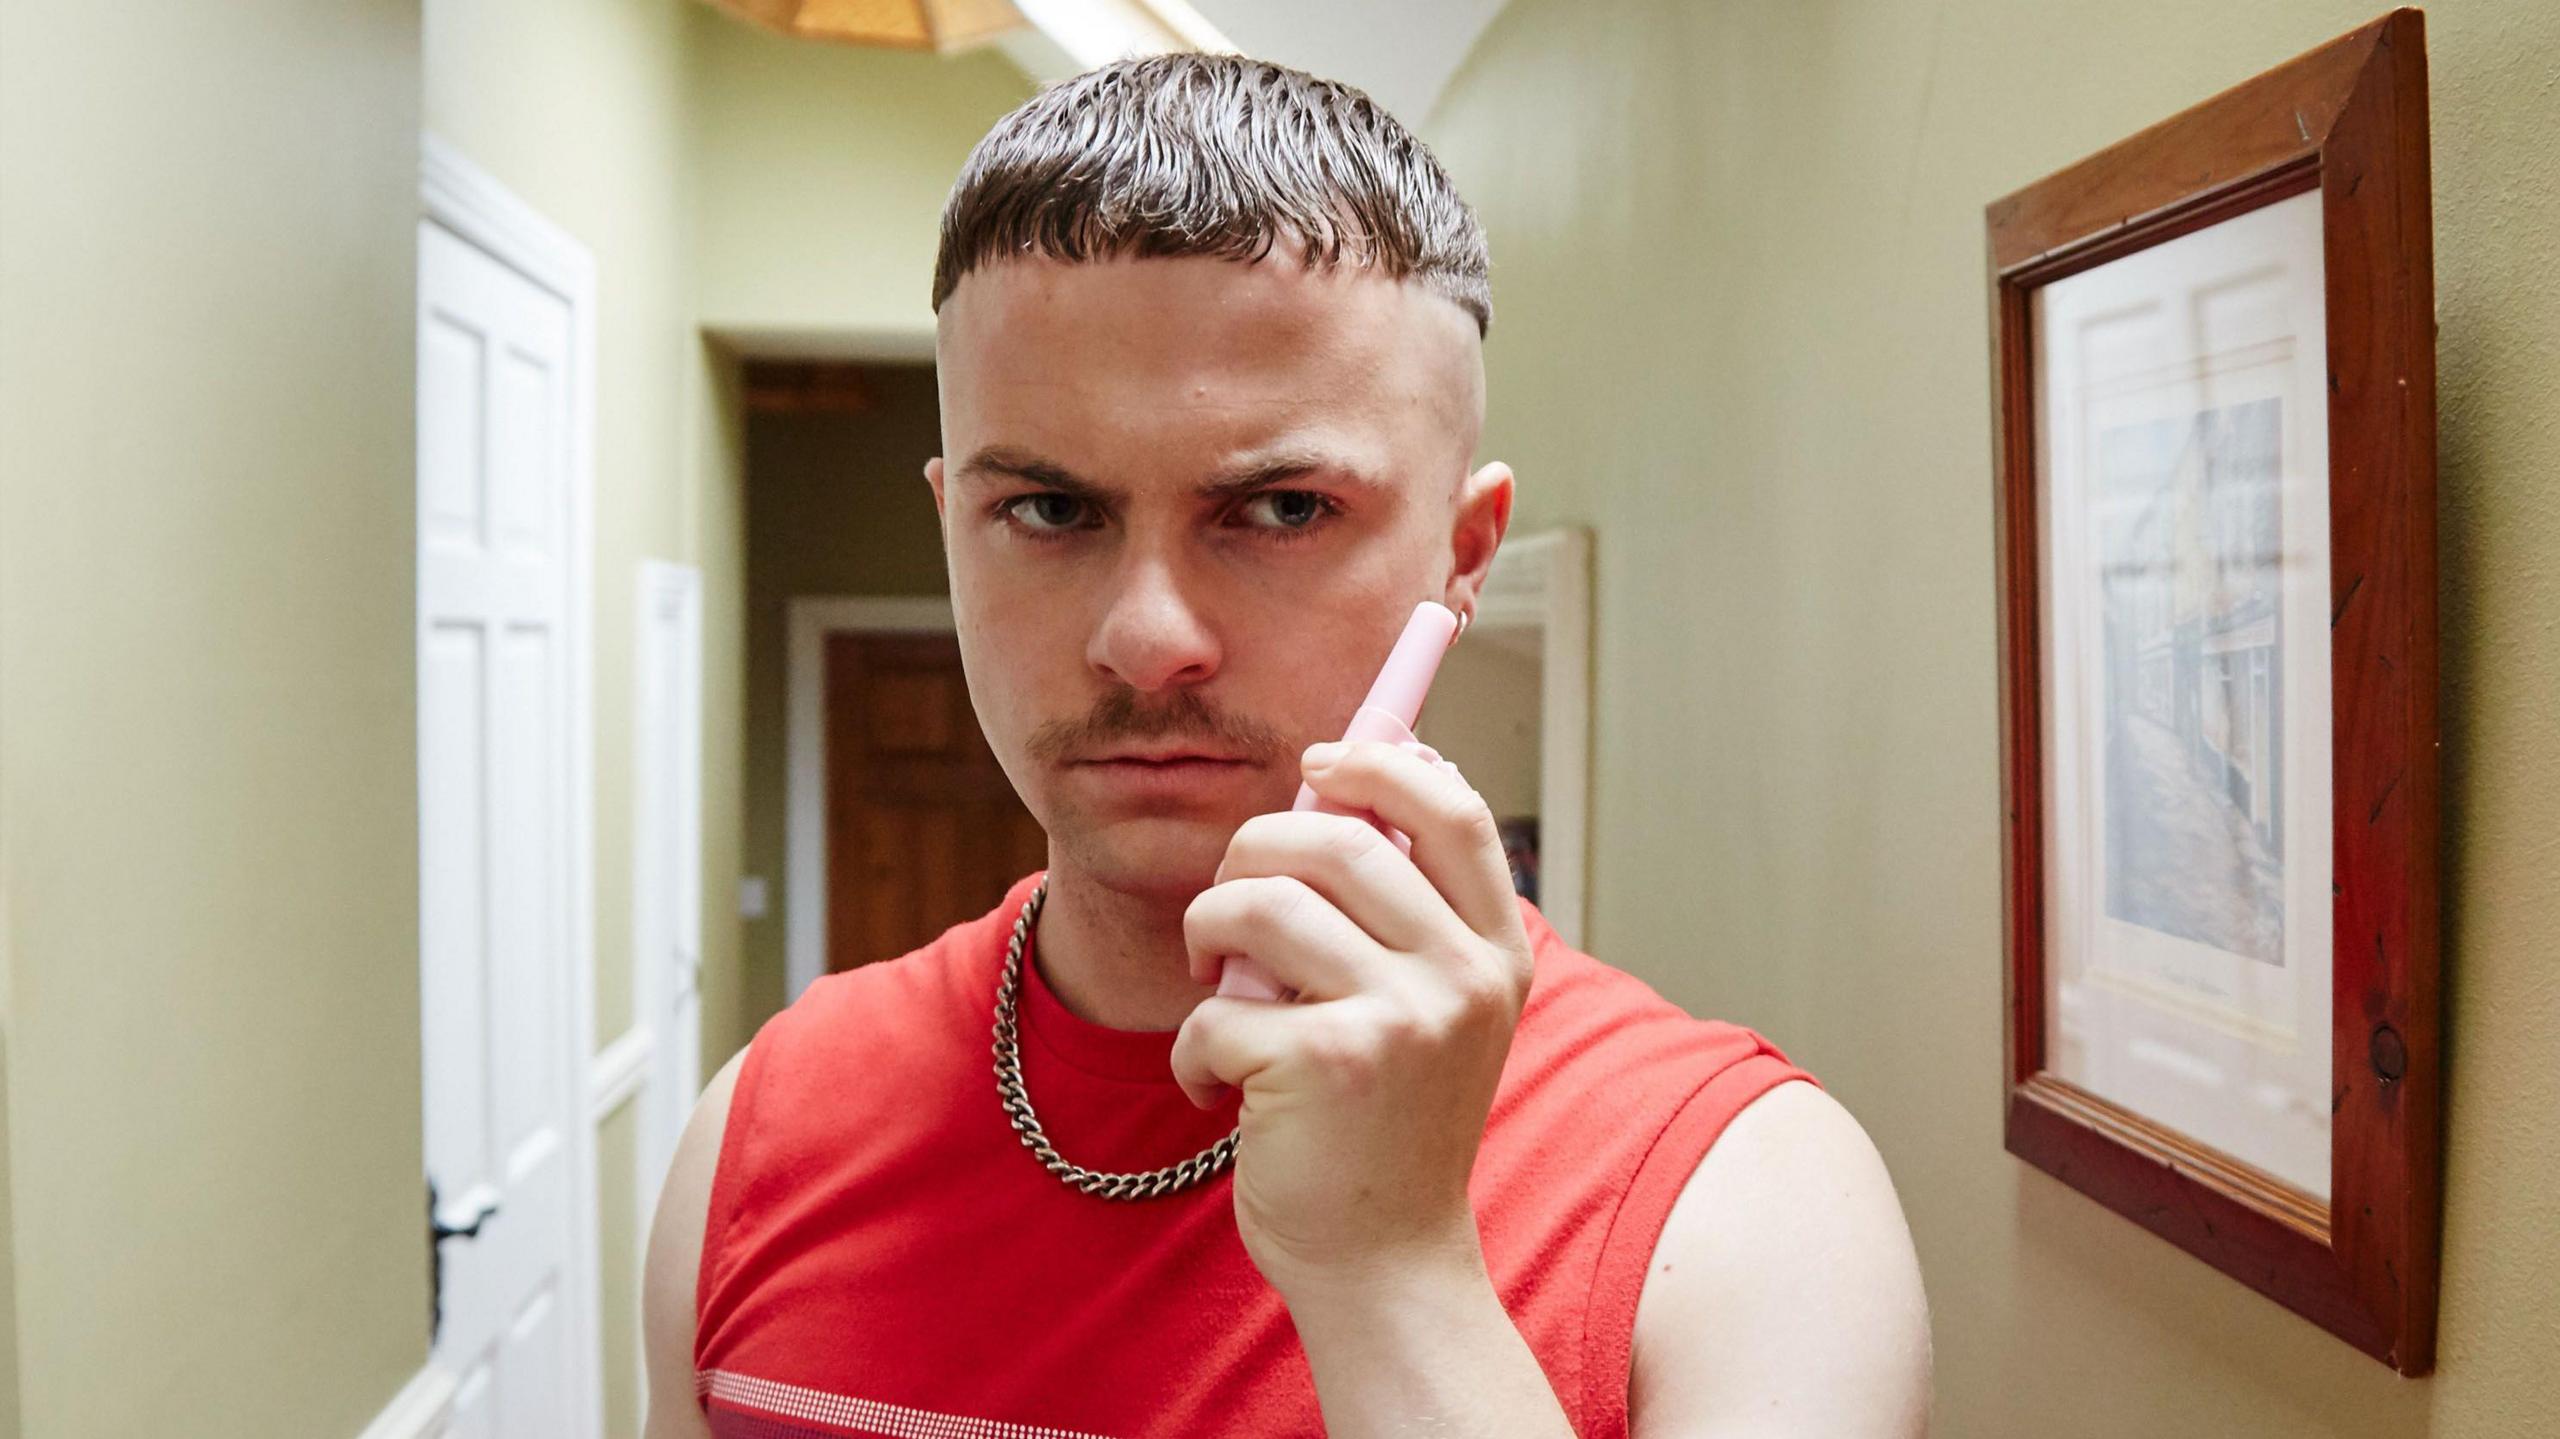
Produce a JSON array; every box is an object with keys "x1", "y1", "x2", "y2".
[{"x1": 739, "y1": 876, "x2": 770, "y2": 920}]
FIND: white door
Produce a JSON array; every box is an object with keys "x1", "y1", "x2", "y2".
[
  {"x1": 635, "y1": 560, "x2": 705, "y2": 1192},
  {"x1": 417, "y1": 217, "x2": 582, "y2": 1437}
]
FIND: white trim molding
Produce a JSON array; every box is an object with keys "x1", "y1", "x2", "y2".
[
  {"x1": 588, "y1": 1024, "x2": 658, "y2": 1122},
  {"x1": 419, "y1": 131, "x2": 607, "y2": 1439},
  {"x1": 785, "y1": 596, "x2": 960, "y2": 1002},
  {"x1": 1472, "y1": 528, "x2": 1594, "y2": 948},
  {"x1": 704, "y1": 323, "x2": 937, "y2": 365},
  {"x1": 422, "y1": 139, "x2": 598, "y2": 304},
  {"x1": 355, "y1": 1363, "x2": 457, "y2": 1439}
]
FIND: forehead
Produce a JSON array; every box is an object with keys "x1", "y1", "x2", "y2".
[{"x1": 934, "y1": 253, "x2": 1482, "y2": 481}]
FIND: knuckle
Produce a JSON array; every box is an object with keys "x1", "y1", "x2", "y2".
[
  {"x1": 1346, "y1": 738, "x2": 1395, "y2": 770},
  {"x1": 1223, "y1": 811, "x2": 1287, "y2": 862},
  {"x1": 1320, "y1": 814, "x2": 1386, "y2": 867},
  {"x1": 1244, "y1": 873, "x2": 1317, "y2": 928},
  {"x1": 1312, "y1": 1016, "x2": 1387, "y2": 1090},
  {"x1": 1170, "y1": 1010, "x2": 1213, "y2": 1066},
  {"x1": 1377, "y1": 1000, "x2": 1433, "y2": 1051},
  {"x1": 1182, "y1": 885, "x2": 1227, "y2": 937},
  {"x1": 1449, "y1": 948, "x2": 1526, "y2": 1022}
]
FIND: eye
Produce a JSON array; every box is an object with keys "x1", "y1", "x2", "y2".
[
  {"x1": 998, "y1": 492, "x2": 1096, "y2": 537},
  {"x1": 1234, "y1": 490, "x2": 1340, "y2": 537}
]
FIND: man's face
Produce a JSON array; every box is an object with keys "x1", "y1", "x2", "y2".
[{"x1": 929, "y1": 251, "x2": 1511, "y2": 902}]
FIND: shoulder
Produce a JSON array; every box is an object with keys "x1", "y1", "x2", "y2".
[
  {"x1": 734, "y1": 939, "x2": 990, "y2": 1099},
  {"x1": 1491, "y1": 904, "x2": 1823, "y2": 1245},
  {"x1": 640, "y1": 1043, "x2": 750, "y2": 1438},
  {"x1": 637, "y1": 900, "x2": 1018, "y2": 1432},
  {"x1": 1629, "y1": 1079, "x2": 1932, "y2": 1438},
  {"x1": 1500, "y1": 902, "x2": 1927, "y2": 1435}
]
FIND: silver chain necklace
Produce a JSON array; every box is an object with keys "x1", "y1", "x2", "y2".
[{"x1": 992, "y1": 878, "x2": 1240, "y2": 1200}]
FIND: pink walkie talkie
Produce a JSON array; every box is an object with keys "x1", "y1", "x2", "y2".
[{"x1": 1217, "y1": 600, "x2": 1464, "y2": 1002}]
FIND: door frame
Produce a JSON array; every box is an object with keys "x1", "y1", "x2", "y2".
[
  {"x1": 631, "y1": 560, "x2": 705, "y2": 1204},
  {"x1": 414, "y1": 133, "x2": 604, "y2": 1439},
  {"x1": 1468, "y1": 527, "x2": 1594, "y2": 948},
  {"x1": 784, "y1": 595, "x2": 958, "y2": 1002}
]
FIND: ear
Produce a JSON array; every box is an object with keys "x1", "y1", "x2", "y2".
[
  {"x1": 1443, "y1": 460, "x2": 1514, "y2": 621},
  {"x1": 924, "y1": 456, "x2": 947, "y2": 520}
]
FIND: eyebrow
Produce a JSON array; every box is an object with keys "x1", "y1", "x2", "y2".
[{"x1": 955, "y1": 446, "x2": 1390, "y2": 502}]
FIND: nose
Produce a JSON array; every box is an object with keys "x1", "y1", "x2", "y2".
[{"x1": 1086, "y1": 548, "x2": 1221, "y2": 693}]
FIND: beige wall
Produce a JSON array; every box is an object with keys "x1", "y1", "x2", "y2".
[
  {"x1": 1426, "y1": 0, "x2": 2559, "y2": 1433},
  {"x1": 694, "y1": 20, "x2": 1029, "y2": 345},
  {"x1": 595, "y1": 1098, "x2": 645, "y2": 1439},
  {"x1": 0, "y1": 835, "x2": 20, "y2": 1430},
  {"x1": 0, "y1": 4, "x2": 429, "y2": 1434},
  {"x1": 740, "y1": 367, "x2": 952, "y2": 1021}
]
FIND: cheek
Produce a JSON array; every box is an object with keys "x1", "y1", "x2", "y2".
[
  {"x1": 952, "y1": 538, "x2": 1076, "y2": 637},
  {"x1": 1249, "y1": 615, "x2": 1413, "y2": 734},
  {"x1": 954, "y1": 619, "x2": 1038, "y2": 732}
]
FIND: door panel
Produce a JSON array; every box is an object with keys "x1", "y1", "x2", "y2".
[
  {"x1": 417, "y1": 217, "x2": 582, "y2": 1437},
  {"x1": 823, "y1": 631, "x2": 1046, "y2": 972}
]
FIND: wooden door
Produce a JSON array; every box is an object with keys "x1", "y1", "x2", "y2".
[{"x1": 824, "y1": 631, "x2": 1048, "y2": 972}]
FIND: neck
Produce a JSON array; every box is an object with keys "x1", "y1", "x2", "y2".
[{"x1": 1030, "y1": 862, "x2": 1217, "y2": 1032}]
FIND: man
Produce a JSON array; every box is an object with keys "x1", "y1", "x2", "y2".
[{"x1": 646, "y1": 53, "x2": 1930, "y2": 1438}]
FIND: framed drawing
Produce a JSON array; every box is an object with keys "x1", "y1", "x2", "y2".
[{"x1": 1987, "y1": 10, "x2": 2441, "y2": 1372}]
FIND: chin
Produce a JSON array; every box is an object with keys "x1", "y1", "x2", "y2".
[{"x1": 1051, "y1": 814, "x2": 1237, "y2": 899}]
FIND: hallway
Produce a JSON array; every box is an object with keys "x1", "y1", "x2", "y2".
[{"x1": 2, "y1": 1, "x2": 2555, "y2": 1436}]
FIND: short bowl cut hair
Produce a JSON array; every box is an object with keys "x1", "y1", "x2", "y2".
[{"x1": 932, "y1": 52, "x2": 1492, "y2": 336}]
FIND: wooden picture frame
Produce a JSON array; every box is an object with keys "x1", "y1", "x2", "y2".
[{"x1": 1987, "y1": 10, "x2": 2441, "y2": 1372}]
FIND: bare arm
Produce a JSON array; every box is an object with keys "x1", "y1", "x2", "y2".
[
  {"x1": 1631, "y1": 1080, "x2": 1933, "y2": 1439},
  {"x1": 641, "y1": 1046, "x2": 749, "y2": 1439}
]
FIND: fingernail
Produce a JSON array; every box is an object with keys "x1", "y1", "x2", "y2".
[{"x1": 1305, "y1": 741, "x2": 1346, "y2": 766}]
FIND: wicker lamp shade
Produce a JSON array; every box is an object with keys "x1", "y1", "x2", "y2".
[{"x1": 707, "y1": 0, "x2": 1026, "y2": 53}]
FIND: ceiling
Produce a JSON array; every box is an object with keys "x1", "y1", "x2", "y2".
[
  {"x1": 1180, "y1": 0, "x2": 1511, "y2": 127},
  {"x1": 994, "y1": 0, "x2": 1511, "y2": 130}
]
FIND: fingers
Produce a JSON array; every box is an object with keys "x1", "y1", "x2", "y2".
[
  {"x1": 1169, "y1": 995, "x2": 1289, "y2": 1109},
  {"x1": 1296, "y1": 740, "x2": 1521, "y2": 942},
  {"x1": 1183, "y1": 874, "x2": 1398, "y2": 999},
  {"x1": 1212, "y1": 809, "x2": 1454, "y2": 956},
  {"x1": 1171, "y1": 994, "x2": 1385, "y2": 1110}
]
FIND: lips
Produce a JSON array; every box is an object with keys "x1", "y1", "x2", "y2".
[{"x1": 1071, "y1": 750, "x2": 1257, "y2": 804}]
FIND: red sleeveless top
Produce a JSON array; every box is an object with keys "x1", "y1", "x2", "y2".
[{"x1": 695, "y1": 871, "x2": 1814, "y2": 1439}]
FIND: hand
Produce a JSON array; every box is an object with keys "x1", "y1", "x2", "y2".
[{"x1": 1171, "y1": 738, "x2": 1536, "y2": 1302}]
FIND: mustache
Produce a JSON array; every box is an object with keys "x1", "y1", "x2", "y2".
[{"x1": 1027, "y1": 687, "x2": 1291, "y2": 764}]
